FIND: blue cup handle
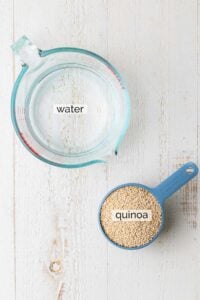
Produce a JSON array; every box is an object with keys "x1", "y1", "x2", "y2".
[{"x1": 152, "y1": 162, "x2": 198, "y2": 204}]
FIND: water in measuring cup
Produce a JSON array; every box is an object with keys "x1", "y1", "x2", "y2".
[{"x1": 26, "y1": 66, "x2": 118, "y2": 156}]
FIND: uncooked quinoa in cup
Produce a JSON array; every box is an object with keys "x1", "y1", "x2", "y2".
[{"x1": 100, "y1": 186, "x2": 162, "y2": 248}]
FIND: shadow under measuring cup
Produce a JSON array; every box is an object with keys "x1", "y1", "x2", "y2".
[{"x1": 99, "y1": 162, "x2": 199, "y2": 250}]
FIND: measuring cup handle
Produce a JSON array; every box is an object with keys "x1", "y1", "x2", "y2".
[
  {"x1": 11, "y1": 36, "x2": 42, "y2": 68},
  {"x1": 152, "y1": 162, "x2": 198, "y2": 204}
]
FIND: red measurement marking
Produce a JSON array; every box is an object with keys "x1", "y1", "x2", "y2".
[
  {"x1": 107, "y1": 65, "x2": 126, "y2": 90},
  {"x1": 19, "y1": 132, "x2": 39, "y2": 156}
]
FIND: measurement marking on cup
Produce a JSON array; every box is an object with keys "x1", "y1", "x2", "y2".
[
  {"x1": 19, "y1": 132, "x2": 39, "y2": 156},
  {"x1": 106, "y1": 66, "x2": 126, "y2": 90}
]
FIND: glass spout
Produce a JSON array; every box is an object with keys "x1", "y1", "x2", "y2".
[{"x1": 11, "y1": 35, "x2": 42, "y2": 68}]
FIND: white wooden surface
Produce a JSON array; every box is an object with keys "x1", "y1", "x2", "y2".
[{"x1": 0, "y1": 0, "x2": 199, "y2": 299}]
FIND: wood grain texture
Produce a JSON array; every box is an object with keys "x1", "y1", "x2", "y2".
[
  {"x1": 0, "y1": 0, "x2": 199, "y2": 299},
  {"x1": 0, "y1": 0, "x2": 15, "y2": 298}
]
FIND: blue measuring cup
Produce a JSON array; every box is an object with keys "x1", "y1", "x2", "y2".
[{"x1": 99, "y1": 162, "x2": 199, "y2": 250}]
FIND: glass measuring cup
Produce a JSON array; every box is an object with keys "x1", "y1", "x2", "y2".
[
  {"x1": 99, "y1": 162, "x2": 199, "y2": 249},
  {"x1": 11, "y1": 36, "x2": 131, "y2": 168}
]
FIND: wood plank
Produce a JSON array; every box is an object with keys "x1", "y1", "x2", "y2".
[
  {"x1": 0, "y1": 0, "x2": 15, "y2": 299},
  {"x1": 161, "y1": 1, "x2": 199, "y2": 299},
  {"x1": 106, "y1": 0, "x2": 199, "y2": 300},
  {"x1": 14, "y1": 0, "x2": 108, "y2": 299}
]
